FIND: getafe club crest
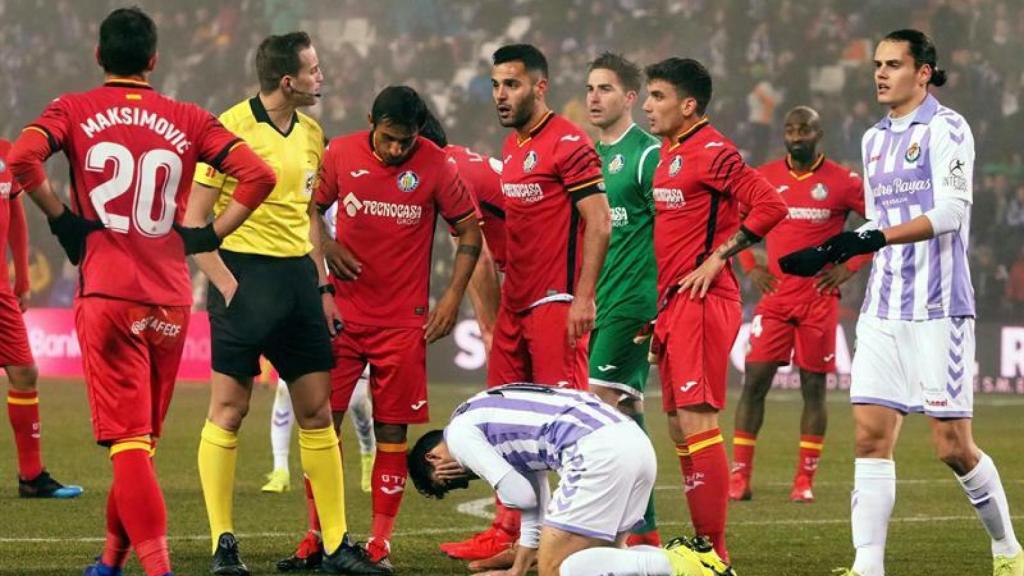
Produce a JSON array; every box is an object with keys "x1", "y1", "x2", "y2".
[
  {"x1": 608, "y1": 153, "x2": 625, "y2": 174},
  {"x1": 905, "y1": 142, "x2": 921, "y2": 163},
  {"x1": 397, "y1": 170, "x2": 420, "y2": 193},
  {"x1": 811, "y1": 182, "x2": 828, "y2": 201},
  {"x1": 669, "y1": 155, "x2": 683, "y2": 177},
  {"x1": 523, "y1": 150, "x2": 539, "y2": 173}
]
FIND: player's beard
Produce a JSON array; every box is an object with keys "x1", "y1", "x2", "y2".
[
  {"x1": 787, "y1": 142, "x2": 815, "y2": 165},
  {"x1": 503, "y1": 94, "x2": 536, "y2": 129}
]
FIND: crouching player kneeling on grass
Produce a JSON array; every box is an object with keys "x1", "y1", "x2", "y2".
[{"x1": 409, "y1": 384, "x2": 735, "y2": 576}]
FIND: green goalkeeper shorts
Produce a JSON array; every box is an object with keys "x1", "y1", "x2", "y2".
[{"x1": 588, "y1": 316, "x2": 653, "y2": 399}]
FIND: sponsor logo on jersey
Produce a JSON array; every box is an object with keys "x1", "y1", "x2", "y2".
[
  {"x1": 350, "y1": 169, "x2": 370, "y2": 178},
  {"x1": 397, "y1": 170, "x2": 420, "y2": 193},
  {"x1": 523, "y1": 150, "x2": 539, "y2": 173},
  {"x1": 811, "y1": 182, "x2": 829, "y2": 201},
  {"x1": 871, "y1": 177, "x2": 931, "y2": 198},
  {"x1": 610, "y1": 206, "x2": 629, "y2": 227},
  {"x1": 502, "y1": 182, "x2": 544, "y2": 203},
  {"x1": 787, "y1": 207, "x2": 831, "y2": 221},
  {"x1": 607, "y1": 153, "x2": 625, "y2": 174},
  {"x1": 410, "y1": 400, "x2": 427, "y2": 410},
  {"x1": 343, "y1": 192, "x2": 422, "y2": 225},
  {"x1": 560, "y1": 134, "x2": 582, "y2": 142},
  {"x1": 705, "y1": 141, "x2": 724, "y2": 148},
  {"x1": 904, "y1": 142, "x2": 921, "y2": 163},
  {"x1": 776, "y1": 185, "x2": 789, "y2": 193},
  {"x1": 668, "y1": 155, "x2": 683, "y2": 177},
  {"x1": 597, "y1": 364, "x2": 617, "y2": 372},
  {"x1": 680, "y1": 380, "x2": 698, "y2": 393},
  {"x1": 653, "y1": 187, "x2": 685, "y2": 208}
]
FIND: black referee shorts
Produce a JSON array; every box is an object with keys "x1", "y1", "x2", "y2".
[{"x1": 207, "y1": 250, "x2": 334, "y2": 382}]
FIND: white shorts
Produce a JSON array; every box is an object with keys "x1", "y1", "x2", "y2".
[
  {"x1": 850, "y1": 315, "x2": 974, "y2": 418},
  {"x1": 544, "y1": 421, "x2": 656, "y2": 542}
]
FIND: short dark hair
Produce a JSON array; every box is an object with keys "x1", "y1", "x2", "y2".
[
  {"x1": 98, "y1": 7, "x2": 157, "y2": 76},
  {"x1": 408, "y1": 430, "x2": 448, "y2": 499},
  {"x1": 419, "y1": 108, "x2": 448, "y2": 148},
  {"x1": 370, "y1": 86, "x2": 428, "y2": 130},
  {"x1": 644, "y1": 57, "x2": 713, "y2": 115},
  {"x1": 493, "y1": 44, "x2": 548, "y2": 79},
  {"x1": 588, "y1": 52, "x2": 642, "y2": 94},
  {"x1": 255, "y1": 31, "x2": 313, "y2": 93},
  {"x1": 883, "y1": 29, "x2": 947, "y2": 87}
]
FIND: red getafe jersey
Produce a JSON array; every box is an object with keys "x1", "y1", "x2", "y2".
[
  {"x1": 500, "y1": 112, "x2": 604, "y2": 311},
  {"x1": 318, "y1": 132, "x2": 475, "y2": 328},
  {"x1": 445, "y1": 144, "x2": 507, "y2": 271},
  {"x1": 23, "y1": 80, "x2": 242, "y2": 306},
  {"x1": 653, "y1": 120, "x2": 787, "y2": 302},
  {"x1": 0, "y1": 139, "x2": 23, "y2": 295},
  {"x1": 750, "y1": 156, "x2": 865, "y2": 301}
]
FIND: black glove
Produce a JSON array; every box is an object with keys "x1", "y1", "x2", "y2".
[
  {"x1": 47, "y1": 206, "x2": 104, "y2": 265},
  {"x1": 778, "y1": 245, "x2": 832, "y2": 277},
  {"x1": 821, "y1": 229, "x2": 887, "y2": 263},
  {"x1": 173, "y1": 222, "x2": 222, "y2": 255}
]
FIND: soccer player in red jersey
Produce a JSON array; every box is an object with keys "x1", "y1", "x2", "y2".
[
  {"x1": 643, "y1": 57, "x2": 787, "y2": 563},
  {"x1": 1, "y1": 138, "x2": 82, "y2": 500},
  {"x1": 7, "y1": 8, "x2": 275, "y2": 576},
  {"x1": 730, "y1": 106, "x2": 869, "y2": 504},
  {"x1": 280, "y1": 86, "x2": 480, "y2": 571},
  {"x1": 442, "y1": 43, "x2": 611, "y2": 564}
]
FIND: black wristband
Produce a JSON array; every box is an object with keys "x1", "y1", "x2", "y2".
[{"x1": 318, "y1": 283, "x2": 336, "y2": 295}]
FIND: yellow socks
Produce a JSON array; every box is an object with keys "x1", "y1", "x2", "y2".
[
  {"x1": 300, "y1": 426, "x2": 348, "y2": 554},
  {"x1": 198, "y1": 420, "x2": 238, "y2": 553}
]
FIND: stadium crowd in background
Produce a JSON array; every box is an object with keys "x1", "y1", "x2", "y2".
[{"x1": 3, "y1": 0, "x2": 1024, "y2": 320}]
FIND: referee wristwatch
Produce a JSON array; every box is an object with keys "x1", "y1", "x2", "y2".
[{"x1": 318, "y1": 283, "x2": 336, "y2": 296}]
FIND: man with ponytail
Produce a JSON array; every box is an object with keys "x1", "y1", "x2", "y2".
[{"x1": 780, "y1": 28, "x2": 1023, "y2": 576}]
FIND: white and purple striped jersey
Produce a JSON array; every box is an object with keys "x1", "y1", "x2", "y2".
[
  {"x1": 444, "y1": 384, "x2": 628, "y2": 479},
  {"x1": 860, "y1": 94, "x2": 975, "y2": 320}
]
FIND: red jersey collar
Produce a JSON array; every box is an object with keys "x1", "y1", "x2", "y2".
[
  {"x1": 785, "y1": 153, "x2": 825, "y2": 181},
  {"x1": 103, "y1": 77, "x2": 153, "y2": 90},
  {"x1": 668, "y1": 117, "x2": 710, "y2": 150},
  {"x1": 516, "y1": 110, "x2": 554, "y2": 146}
]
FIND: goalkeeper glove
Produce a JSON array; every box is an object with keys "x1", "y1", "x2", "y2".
[
  {"x1": 48, "y1": 205, "x2": 104, "y2": 265},
  {"x1": 173, "y1": 222, "x2": 222, "y2": 255},
  {"x1": 778, "y1": 245, "x2": 832, "y2": 277}
]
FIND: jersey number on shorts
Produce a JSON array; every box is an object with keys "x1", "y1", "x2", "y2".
[{"x1": 86, "y1": 142, "x2": 182, "y2": 237}]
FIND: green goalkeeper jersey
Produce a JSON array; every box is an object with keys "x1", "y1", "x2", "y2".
[{"x1": 594, "y1": 123, "x2": 660, "y2": 326}]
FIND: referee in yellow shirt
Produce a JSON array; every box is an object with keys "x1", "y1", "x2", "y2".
[{"x1": 183, "y1": 32, "x2": 389, "y2": 576}]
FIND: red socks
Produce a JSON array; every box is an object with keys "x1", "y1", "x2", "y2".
[
  {"x1": 7, "y1": 390, "x2": 43, "y2": 480},
  {"x1": 493, "y1": 499, "x2": 521, "y2": 536},
  {"x1": 371, "y1": 443, "x2": 408, "y2": 545},
  {"x1": 797, "y1": 434, "x2": 824, "y2": 480},
  {"x1": 731, "y1": 430, "x2": 757, "y2": 479},
  {"x1": 102, "y1": 488, "x2": 130, "y2": 569},
  {"x1": 110, "y1": 443, "x2": 170, "y2": 576},
  {"x1": 681, "y1": 428, "x2": 730, "y2": 562}
]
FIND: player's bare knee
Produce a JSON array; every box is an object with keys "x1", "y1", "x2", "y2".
[
  {"x1": 853, "y1": 425, "x2": 891, "y2": 458},
  {"x1": 931, "y1": 424, "x2": 979, "y2": 473},
  {"x1": 618, "y1": 397, "x2": 641, "y2": 418},
  {"x1": 591, "y1": 384, "x2": 622, "y2": 408},
  {"x1": 4, "y1": 364, "x2": 38, "y2": 391},
  {"x1": 209, "y1": 399, "x2": 249, "y2": 431},
  {"x1": 799, "y1": 371, "x2": 827, "y2": 404},
  {"x1": 374, "y1": 422, "x2": 407, "y2": 444},
  {"x1": 294, "y1": 408, "x2": 332, "y2": 430}
]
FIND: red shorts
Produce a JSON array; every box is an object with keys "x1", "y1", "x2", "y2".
[
  {"x1": 74, "y1": 297, "x2": 190, "y2": 444},
  {"x1": 746, "y1": 293, "x2": 838, "y2": 373},
  {"x1": 486, "y1": 301, "x2": 589, "y2": 389},
  {"x1": 330, "y1": 321, "x2": 428, "y2": 424},
  {"x1": 653, "y1": 293, "x2": 741, "y2": 413},
  {"x1": 0, "y1": 292, "x2": 33, "y2": 367}
]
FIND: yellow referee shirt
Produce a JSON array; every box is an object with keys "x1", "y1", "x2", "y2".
[{"x1": 195, "y1": 95, "x2": 324, "y2": 257}]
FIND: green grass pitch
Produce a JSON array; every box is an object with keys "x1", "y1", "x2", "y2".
[{"x1": 1, "y1": 379, "x2": 1021, "y2": 575}]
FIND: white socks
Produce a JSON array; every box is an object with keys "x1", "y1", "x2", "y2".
[
  {"x1": 851, "y1": 458, "x2": 896, "y2": 576},
  {"x1": 956, "y1": 452, "x2": 1022, "y2": 558},
  {"x1": 348, "y1": 373, "x2": 375, "y2": 455},
  {"x1": 270, "y1": 378, "x2": 294, "y2": 471},
  {"x1": 559, "y1": 546, "x2": 675, "y2": 576}
]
